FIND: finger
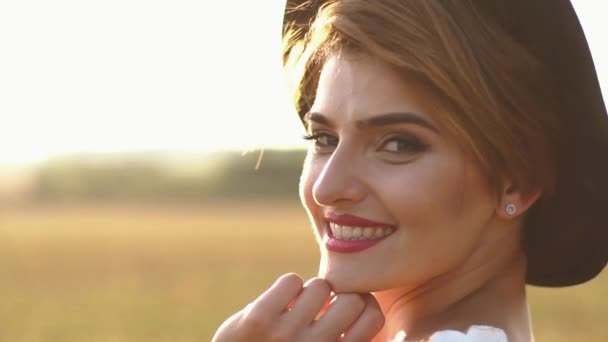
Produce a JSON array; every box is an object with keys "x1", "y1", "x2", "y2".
[
  {"x1": 312, "y1": 293, "x2": 366, "y2": 340},
  {"x1": 341, "y1": 294, "x2": 385, "y2": 342},
  {"x1": 316, "y1": 292, "x2": 335, "y2": 319},
  {"x1": 251, "y1": 273, "x2": 304, "y2": 315},
  {"x1": 283, "y1": 277, "x2": 332, "y2": 327}
]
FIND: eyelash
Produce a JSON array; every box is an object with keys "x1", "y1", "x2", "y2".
[
  {"x1": 380, "y1": 134, "x2": 428, "y2": 154},
  {"x1": 302, "y1": 131, "x2": 428, "y2": 155},
  {"x1": 302, "y1": 132, "x2": 338, "y2": 151}
]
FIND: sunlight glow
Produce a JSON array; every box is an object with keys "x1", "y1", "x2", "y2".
[
  {"x1": 0, "y1": 0, "x2": 305, "y2": 164},
  {"x1": 1, "y1": 0, "x2": 605, "y2": 164}
]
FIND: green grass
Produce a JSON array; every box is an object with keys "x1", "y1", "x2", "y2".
[{"x1": 0, "y1": 203, "x2": 606, "y2": 341}]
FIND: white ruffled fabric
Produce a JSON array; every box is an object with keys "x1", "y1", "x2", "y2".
[
  {"x1": 429, "y1": 325, "x2": 507, "y2": 341},
  {"x1": 390, "y1": 325, "x2": 508, "y2": 341}
]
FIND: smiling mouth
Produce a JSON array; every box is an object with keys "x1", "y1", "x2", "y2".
[
  {"x1": 322, "y1": 212, "x2": 398, "y2": 253},
  {"x1": 328, "y1": 222, "x2": 395, "y2": 240},
  {"x1": 324, "y1": 221, "x2": 395, "y2": 253}
]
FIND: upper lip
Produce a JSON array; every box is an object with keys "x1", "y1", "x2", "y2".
[{"x1": 325, "y1": 212, "x2": 396, "y2": 228}]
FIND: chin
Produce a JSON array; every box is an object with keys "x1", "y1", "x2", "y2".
[{"x1": 318, "y1": 259, "x2": 388, "y2": 293}]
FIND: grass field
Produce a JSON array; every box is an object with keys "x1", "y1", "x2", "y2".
[{"x1": 0, "y1": 202, "x2": 606, "y2": 341}]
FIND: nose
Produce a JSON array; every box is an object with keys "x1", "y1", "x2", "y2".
[{"x1": 312, "y1": 146, "x2": 367, "y2": 208}]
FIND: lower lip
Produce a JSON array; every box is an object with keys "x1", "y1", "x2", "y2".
[{"x1": 324, "y1": 223, "x2": 392, "y2": 253}]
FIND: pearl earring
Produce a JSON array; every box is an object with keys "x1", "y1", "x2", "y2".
[{"x1": 506, "y1": 203, "x2": 517, "y2": 215}]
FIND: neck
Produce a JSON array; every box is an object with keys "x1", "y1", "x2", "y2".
[{"x1": 372, "y1": 231, "x2": 533, "y2": 341}]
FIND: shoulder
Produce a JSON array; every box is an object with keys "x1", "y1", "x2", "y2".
[{"x1": 429, "y1": 325, "x2": 508, "y2": 342}]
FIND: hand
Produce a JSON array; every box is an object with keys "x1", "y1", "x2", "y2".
[{"x1": 211, "y1": 273, "x2": 385, "y2": 342}]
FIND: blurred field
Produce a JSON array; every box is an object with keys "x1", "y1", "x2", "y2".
[{"x1": 0, "y1": 202, "x2": 606, "y2": 341}]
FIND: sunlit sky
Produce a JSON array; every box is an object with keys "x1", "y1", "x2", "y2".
[{"x1": 1, "y1": 0, "x2": 606, "y2": 164}]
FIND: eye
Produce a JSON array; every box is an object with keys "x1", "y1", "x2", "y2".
[
  {"x1": 302, "y1": 132, "x2": 339, "y2": 152},
  {"x1": 379, "y1": 134, "x2": 428, "y2": 154}
]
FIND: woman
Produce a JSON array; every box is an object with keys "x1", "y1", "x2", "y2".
[{"x1": 213, "y1": 0, "x2": 608, "y2": 341}]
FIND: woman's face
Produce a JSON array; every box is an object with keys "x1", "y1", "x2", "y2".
[{"x1": 299, "y1": 53, "x2": 501, "y2": 293}]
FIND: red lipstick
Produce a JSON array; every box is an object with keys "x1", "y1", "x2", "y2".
[
  {"x1": 323, "y1": 213, "x2": 397, "y2": 253},
  {"x1": 325, "y1": 212, "x2": 396, "y2": 228}
]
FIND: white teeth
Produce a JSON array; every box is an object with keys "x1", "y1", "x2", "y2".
[
  {"x1": 330, "y1": 223, "x2": 342, "y2": 238},
  {"x1": 374, "y1": 228, "x2": 384, "y2": 238},
  {"x1": 342, "y1": 226, "x2": 352, "y2": 239},
  {"x1": 329, "y1": 222, "x2": 395, "y2": 241}
]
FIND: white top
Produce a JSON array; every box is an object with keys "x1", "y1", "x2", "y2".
[{"x1": 390, "y1": 325, "x2": 508, "y2": 341}]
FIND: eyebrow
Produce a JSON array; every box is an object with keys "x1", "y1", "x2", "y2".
[{"x1": 304, "y1": 111, "x2": 439, "y2": 133}]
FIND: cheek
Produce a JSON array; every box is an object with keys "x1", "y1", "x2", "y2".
[
  {"x1": 299, "y1": 152, "x2": 320, "y2": 217},
  {"x1": 299, "y1": 153, "x2": 329, "y2": 247},
  {"x1": 374, "y1": 158, "x2": 467, "y2": 227},
  {"x1": 377, "y1": 157, "x2": 493, "y2": 264}
]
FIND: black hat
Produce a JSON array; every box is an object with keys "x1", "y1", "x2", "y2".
[{"x1": 282, "y1": 0, "x2": 608, "y2": 287}]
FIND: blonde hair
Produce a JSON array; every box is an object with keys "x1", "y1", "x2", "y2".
[{"x1": 283, "y1": 0, "x2": 560, "y2": 199}]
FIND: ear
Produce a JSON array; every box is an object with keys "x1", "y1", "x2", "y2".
[{"x1": 496, "y1": 181, "x2": 542, "y2": 220}]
